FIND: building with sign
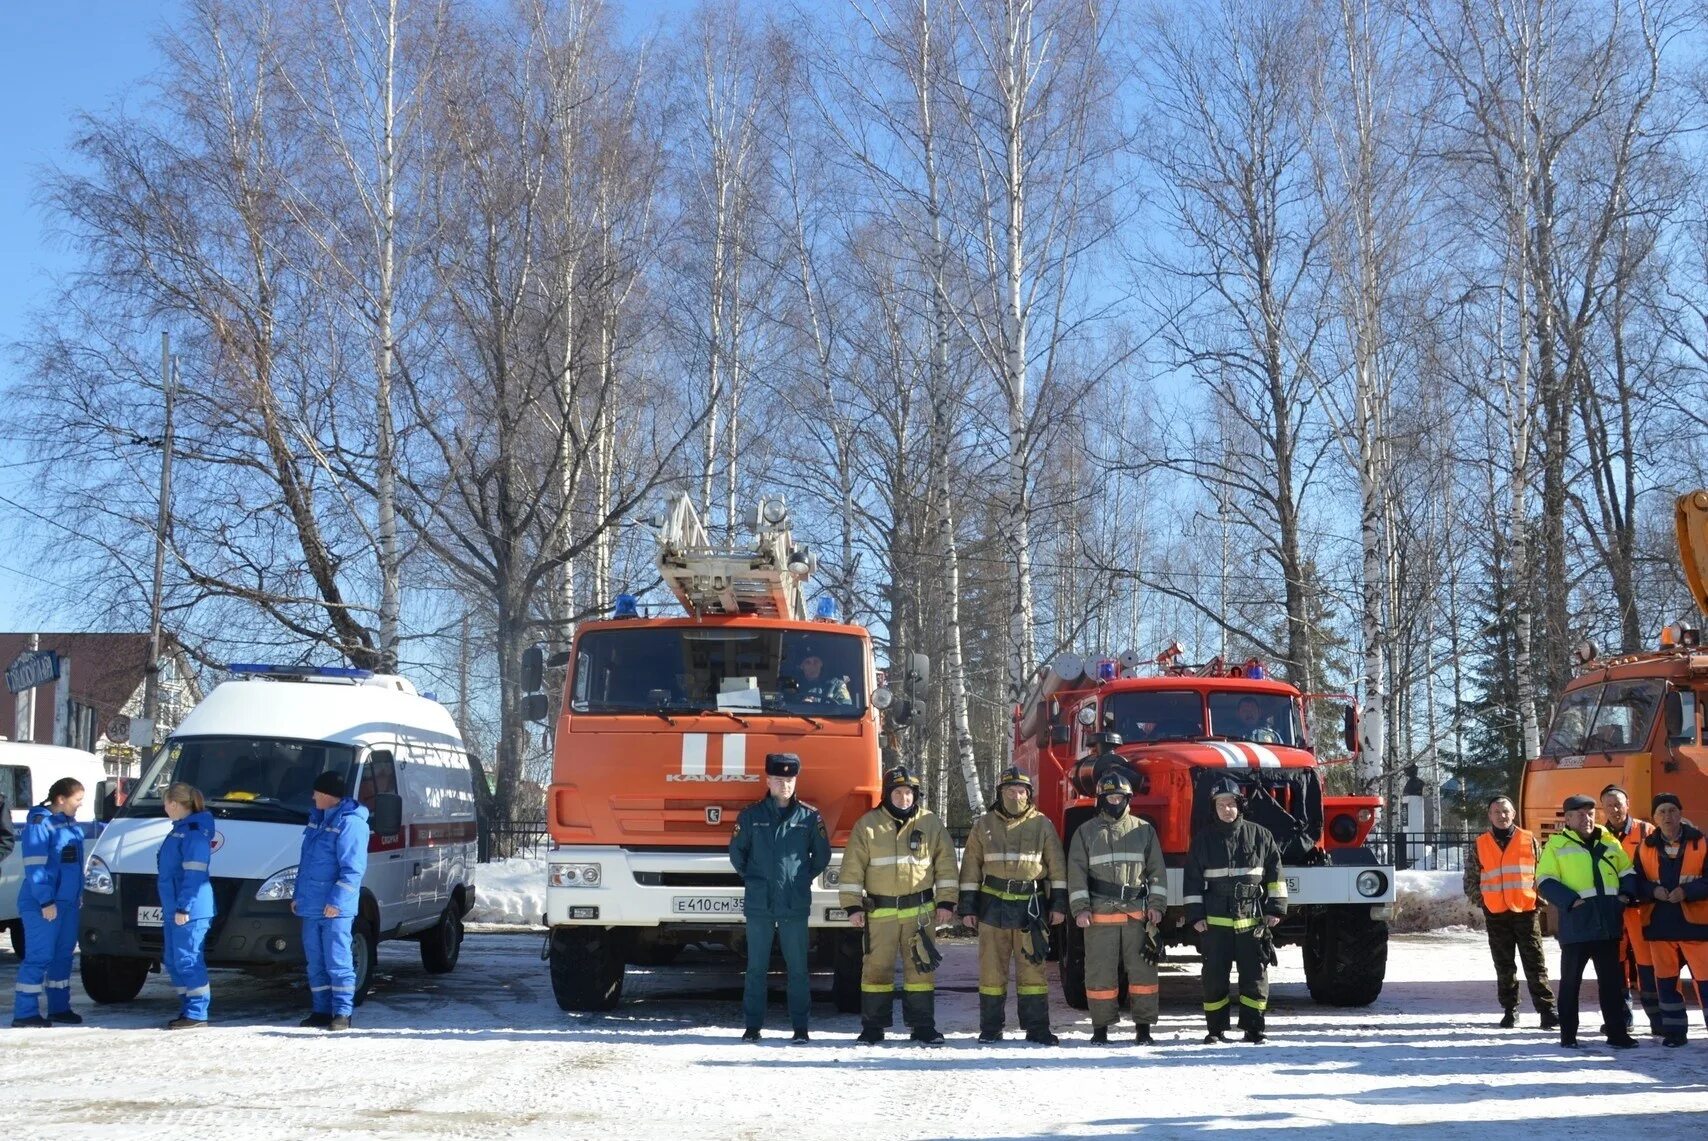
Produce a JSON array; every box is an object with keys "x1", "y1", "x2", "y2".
[{"x1": 0, "y1": 632, "x2": 199, "y2": 777}]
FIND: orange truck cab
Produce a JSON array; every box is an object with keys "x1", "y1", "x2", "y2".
[
  {"x1": 1520, "y1": 492, "x2": 1708, "y2": 836},
  {"x1": 539, "y1": 495, "x2": 880, "y2": 1012},
  {"x1": 1012, "y1": 648, "x2": 1395, "y2": 1007}
]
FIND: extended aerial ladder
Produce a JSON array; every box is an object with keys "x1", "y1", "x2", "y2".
[{"x1": 655, "y1": 493, "x2": 812, "y2": 620}]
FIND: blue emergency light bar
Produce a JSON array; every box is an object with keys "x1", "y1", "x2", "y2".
[
  {"x1": 225, "y1": 663, "x2": 375, "y2": 680},
  {"x1": 813, "y1": 596, "x2": 840, "y2": 622}
]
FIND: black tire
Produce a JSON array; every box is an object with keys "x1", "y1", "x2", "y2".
[
  {"x1": 8, "y1": 919, "x2": 24, "y2": 959},
  {"x1": 1059, "y1": 919, "x2": 1088, "y2": 1010},
  {"x1": 352, "y1": 914, "x2": 380, "y2": 1006},
  {"x1": 80, "y1": 953, "x2": 151, "y2": 1004},
  {"x1": 829, "y1": 928, "x2": 862, "y2": 1014},
  {"x1": 550, "y1": 926, "x2": 626, "y2": 1012},
  {"x1": 420, "y1": 903, "x2": 464, "y2": 974},
  {"x1": 1303, "y1": 908, "x2": 1388, "y2": 1006}
]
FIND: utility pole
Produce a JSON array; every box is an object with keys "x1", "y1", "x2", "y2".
[{"x1": 142, "y1": 333, "x2": 176, "y2": 735}]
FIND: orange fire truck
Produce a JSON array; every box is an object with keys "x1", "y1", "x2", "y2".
[
  {"x1": 540, "y1": 495, "x2": 889, "y2": 1011},
  {"x1": 1520, "y1": 490, "x2": 1708, "y2": 833},
  {"x1": 1012, "y1": 647, "x2": 1395, "y2": 1006}
]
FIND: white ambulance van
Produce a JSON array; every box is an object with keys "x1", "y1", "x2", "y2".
[
  {"x1": 1, "y1": 741, "x2": 106, "y2": 957},
  {"x1": 78, "y1": 664, "x2": 478, "y2": 1005}
]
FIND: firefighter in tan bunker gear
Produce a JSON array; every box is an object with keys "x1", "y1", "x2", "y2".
[
  {"x1": 1068, "y1": 771, "x2": 1167, "y2": 1044},
  {"x1": 959, "y1": 765, "x2": 1069, "y2": 1044},
  {"x1": 840, "y1": 765, "x2": 959, "y2": 1045}
]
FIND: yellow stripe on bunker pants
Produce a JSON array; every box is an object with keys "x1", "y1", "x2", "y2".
[
  {"x1": 860, "y1": 912, "x2": 939, "y2": 1030},
  {"x1": 978, "y1": 926, "x2": 1052, "y2": 1036},
  {"x1": 1200, "y1": 924, "x2": 1268, "y2": 1034},
  {"x1": 1084, "y1": 915, "x2": 1159, "y2": 1029}
]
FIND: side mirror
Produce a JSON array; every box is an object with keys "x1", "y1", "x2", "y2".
[
  {"x1": 1343, "y1": 706, "x2": 1359, "y2": 754},
  {"x1": 96, "y1": 780, "x2": 120, "y2": 823},
  {"x1": 521, "y1": 645, "x2": 544, "y2": 692},
  {"x1": 909, "y1": 653, "x2": 931, "y2": 688},
  {"x1": 522, "y1": 693, "x2": 550, "y2": 723},
  {"x1": 370, "y1": 792, "x2": 403, "y2": 837},
  {"x1": 547, "y1": 650, "x2": 572, "y2": 669},
  {"x1": 1050, "y1": 725, "x2": 1072, "y2": 744},
  {"x1": 892, "y1": 700, "x2": 915, "y2": 727}
]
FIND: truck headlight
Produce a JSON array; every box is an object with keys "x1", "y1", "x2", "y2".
[
  {"x1": 84, "y1": 856, "x2": 114, "y2": 895},
  {"x1": 256, "y1": 866, "x2": 298, "y2": 901},
  {"x1": 550, "y1": 862, "x2": 602, "y2": 887},
  {"x1": 1356, "y1": 870, "x2": 1388, "y2": 898}
]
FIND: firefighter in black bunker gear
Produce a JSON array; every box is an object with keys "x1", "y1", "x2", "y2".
[
  {"x1": 1183, "y1": 777, "x2": 1287, "y2": 1043},
  {"x1": 840, "y1": 765, "x2": 959, "y2": 1045},
  {"x1": 1068, "y1": 771, "x2": 1167, "y2": 1044},
  {"x1": 958, "y1": 765, "x2": 1069, "y2": 1044}
]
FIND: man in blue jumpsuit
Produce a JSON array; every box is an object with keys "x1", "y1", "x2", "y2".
[
  {"x1": 730, "y1": 753, "x2": 830, "y2": 1043},
  {"x1": 292, "y1": 771, "x2": 370, "y2": 1031},
  {"x1": 11, "y1": 780, "x2": 86, "y2": 1027}
]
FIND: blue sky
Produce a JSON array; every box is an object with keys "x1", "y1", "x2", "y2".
[{"x1": 0, "y1": 2, "x2": 180, "y2": 630}]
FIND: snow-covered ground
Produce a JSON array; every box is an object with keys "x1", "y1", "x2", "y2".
[{"x1": 5, "y1": 928, "x2": 1708, "y2": 1138}]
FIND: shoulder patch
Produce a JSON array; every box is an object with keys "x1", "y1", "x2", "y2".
[{"x1": 732, "y1": 824, "x2": 741, "y2": 837}]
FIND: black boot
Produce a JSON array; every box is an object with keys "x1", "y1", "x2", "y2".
[
  {"x1": 328, "y1": 1015, "x2": 351, "y2": 1032},
  {"x1": 978, "y1": 993, "x2": 1005, "y2": 1043},
  {"x1": 1018, "y1": 993, "x2": 1055, "y2": 1046},
  {"x1": 300, "y1": 1013, "x2": 333, "y2": 1028},
  {"x1": 909, "y1": 1025, "x2": 945, "y2": 1045},
  {"x1": 1025, "y1": 1028, "x2": 1060, "y2": 1046},
  {"x1": 1204, "y1": 1031, "x2": 1229, "y2": 1043},
  {"x1": 1606, "y1": 1031, "x2": 1639, "y2": 1049},
  {"x1": 1134, "y1": 1024, "x2": 1153, "y2": 1045},
  {"x1": 1090, "y1": 1026, "x2": 1109, "y2": 1044},
  {"x1": 1539, "y1": 1010, "x2": 1559, "y2": 1031},
  {"x1": 1242, "y1": 1028, "x2": 1268, "y2": 1044},
  {"x1": 1498, "y1": 1008, "x2": 1517, "y2": 1029},
  {"x1": 856, "y1": 1026, "x2": 884, "y2": 1045},
  {"x1": 741, "y1": 1028, "x2": 761, "y2": 1042},
  {"x1": 790, "y1": 1029, "x2": 810, "y2": 1044},
  {"x1": 48, "y1": 1010, "x2": 83, "y2": 1025}
]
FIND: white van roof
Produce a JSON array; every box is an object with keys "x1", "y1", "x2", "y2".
[
  {"x1": 173, "y1": 675, "x2": 464, "y2": 749},
  {"x1": 0, "y1": 741, "x2": 104, "y2": 769}
]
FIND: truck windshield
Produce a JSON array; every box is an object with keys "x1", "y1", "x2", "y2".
[
  {"x1": 123, "y1": 736, "x2": 358, "y2": 823},
  {"x1": 1102, "y1": 690, "x2": 1204, "y2": 742},
  {"x1": 1207, "y1": 692, "x2": 1303, "y2": 746},
  {"x1": 1542, "y1": 680, "x2": 1664, "y2": 756},
  {"x1": 572, "y1": 628, "x2": 868, "y2": 718}
]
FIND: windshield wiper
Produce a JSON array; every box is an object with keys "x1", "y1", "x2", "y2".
[
  {"x1": 775, "y1": 710, "x2": 823, "y2": 730},
  {"x1": 695, "y1": 708, "x2": 751, "y2": 728}
]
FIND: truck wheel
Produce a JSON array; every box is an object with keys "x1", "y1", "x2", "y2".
[
  {"x1": 352, "y1": 914, "x2": 380, "y2": 1006},
  {"x1": 1303, "y1": 908, "x2": 1388, "y2": 1006},
  {"x1": 80, "y1": 953, "x2": 151, "y2": 1004},
  {"x1": 550, "y1": 926, "x2": 626, "y2": 1012},
  {"x1": 830, "y1": 929, "x2": 862, "y2": 1014},
  {"x1": 8, "y1": 919, "x2": 24, "y2": 959},
  {"x1": 1059, "y1": 920, "x2": 1088, "y2": 1010},
  {"x1": 420, "y1": 902, "x2": 464, "y2": 974}
]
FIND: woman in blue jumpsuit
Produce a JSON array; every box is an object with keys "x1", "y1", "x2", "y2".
[
  {"x1": 11, "y1": 777, "x2": 86, "y2": 1027},
  {"x1": 158, "y1": 782, "x2": 216, "y2": 1029}
]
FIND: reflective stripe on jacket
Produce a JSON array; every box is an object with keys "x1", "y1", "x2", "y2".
[
  {"x1": 1535, "y1": 825, "x2": 1635, "y2": 944},
  {"x1": 294, "y1": 798, "x2": 369, "y2": 917},
  {"x1": 1474, "y1": 829, "x2": 1539, "y2": 914},
  {"x1": 1067, "y1": 812, "x2": 1167, "y2": 920},
  {"x1": 838, "y1": 807, "x2": 957, "y2": 919},
  {"x1": 957, "y1": 805, "x2": 1068, "y2": 927},
  {"x1": 1633, "y1": 825, "x2": 1708, "y2": 941},
  {"x1": 19, "y1": 806, "x2": 83, "y2": 909},
  {"x1": 157, "y1": 809, "x2": 217, "y2": 919}
]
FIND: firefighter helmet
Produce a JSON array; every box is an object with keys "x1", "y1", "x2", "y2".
[
  {"x1": 1209, "y1": 776, "x2": 1245, "y2": 802},
  {"x1": 996, "y1": 765, "x2": 1033, "y2": 792},
  {"x1": 883, "y1": 765, "x2": 922, "y2": 795},
  {"x1": 1095, "y1": 771, "x2": 1133, "y2": 799}
]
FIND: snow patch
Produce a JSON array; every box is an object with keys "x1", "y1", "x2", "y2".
[
  {"x1": 470, "y1": 853, "x2": 547, "y2": 925},
  {"x1": 1391, "y1": 869, "x2": 1483, "y2": 933}
]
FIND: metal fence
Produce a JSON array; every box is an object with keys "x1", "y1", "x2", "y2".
[
  {"x1": 1366, "y1": 830, "x2": 1480, "y2": 873},
  {"x1": 479, "y1": 817, "x2": 548, "y2": 863}
]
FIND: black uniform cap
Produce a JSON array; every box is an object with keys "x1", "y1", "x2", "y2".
[
  {"x1": 765, "y1": 753, "x2": 801, "y2": 777},
  {"x1": 1562, "y1": 794, "x2": 1596, "y2": 813},
  {"x1": 312, "y1": 771, "x2": 347, "y2": 798}
]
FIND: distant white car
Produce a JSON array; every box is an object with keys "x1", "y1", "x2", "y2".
[
  {"x1": 78, "y1": 664, "x2": 478, "y2": 1005},
  {"x1": 0, "y1": 740, "x2": 106, "y2": 957}
]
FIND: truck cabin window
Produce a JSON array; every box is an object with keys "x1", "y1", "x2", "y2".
[
  {"x1": 1542, "y1": 680, "x2": 1664, "y2": 756},
  {"x1": 124, "y1": 737, "x2": 358, "y2": 822},
  {"x1": 572, "y1": 628, "x2": 867, "y2": 717},
  {"x1": 1207, "y1": 693, "x2": 1302, "y2": 747},
  {"x1": 1101, "y1": 690, "x2": 1204, "y2": 743}
]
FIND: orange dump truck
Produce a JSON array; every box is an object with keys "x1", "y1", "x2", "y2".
[
  {"x1": 1520, "y1": 490, "x2": 1708, "y2": 834},
  {"x1": 541, "y1": 495, "x2": 886, "y2": 1012}
]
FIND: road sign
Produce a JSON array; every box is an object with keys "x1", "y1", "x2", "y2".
[{"x1": 5, "y1": 650, "x2": 60, "y2": 695}]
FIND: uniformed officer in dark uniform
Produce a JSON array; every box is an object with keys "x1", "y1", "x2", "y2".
[
  {"x1": 730, "y1": 752, "x2": 831, "y2": 1043},
  {"x1": 1183, "y1": 777, "x2": 1287, "y2": 1043}
]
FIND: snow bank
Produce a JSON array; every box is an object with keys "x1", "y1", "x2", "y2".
[
  {"x1": 470, "y1": 853, "x2": 547, "y2": 926},
  {"x1": 1391, "y1": 868, "x2": 1483, "y2": 934}
]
